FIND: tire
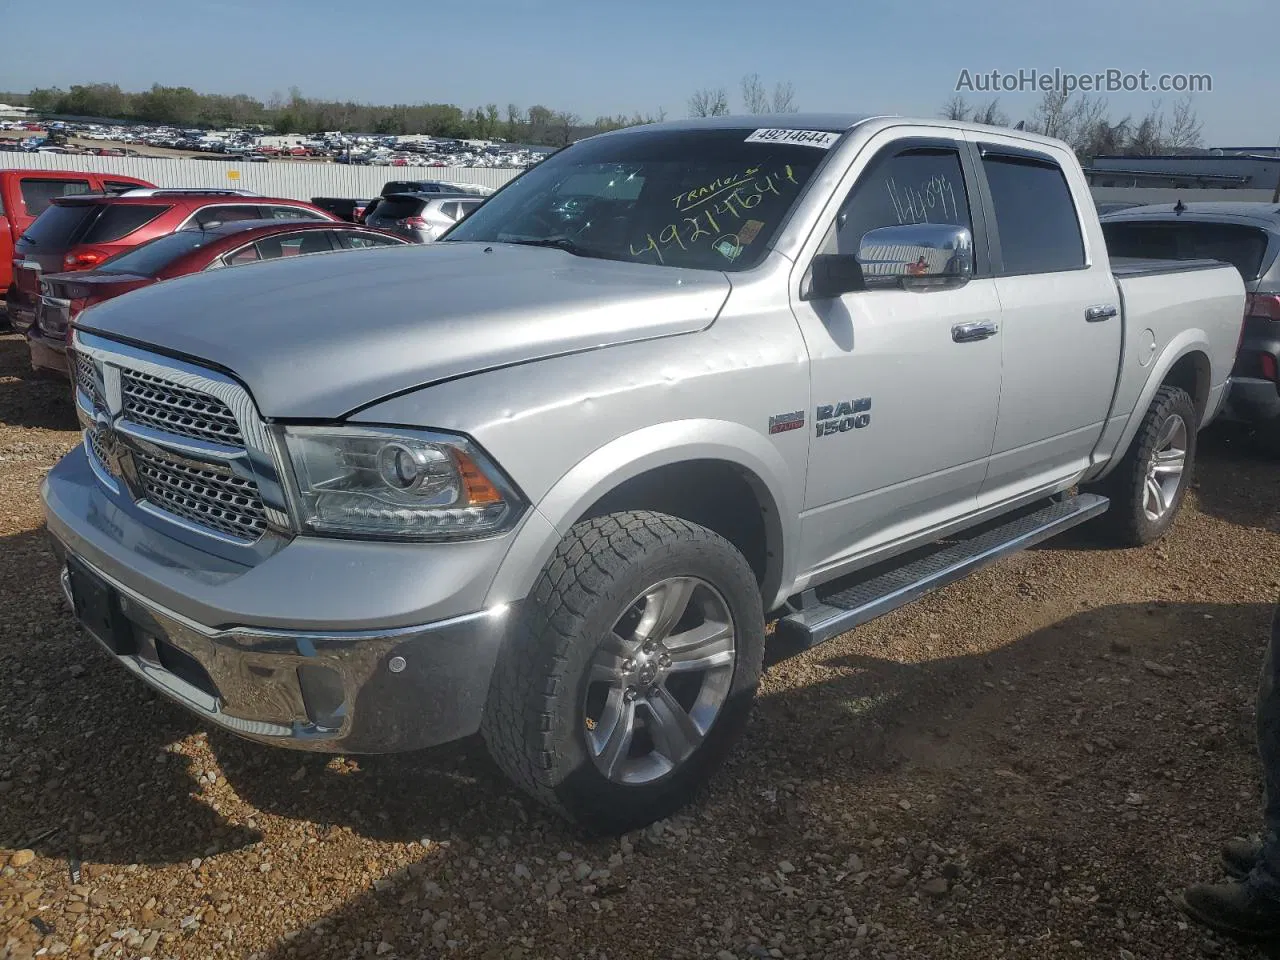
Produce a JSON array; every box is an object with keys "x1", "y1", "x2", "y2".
[
  {"x1": 1089, "y1": 384, "x2": 1197, "y2": 546},
  {"x1": 481, "y1": 510, "x2": 765, "y2": 834}
]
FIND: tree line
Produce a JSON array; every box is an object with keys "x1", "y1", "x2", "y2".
[
  {"x1": 15, "y1": 83, "x2": 667, "y2": 146},
  {"x1": 940, "y1": 91, "x2": 1206, "y2": 161}
]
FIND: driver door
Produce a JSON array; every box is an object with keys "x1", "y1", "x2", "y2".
[{"x1": 790, "y1": 133, "x2": 1004, "y2": 579}]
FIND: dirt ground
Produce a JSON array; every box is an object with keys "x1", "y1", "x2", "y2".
[{"x1": 1, "y1": 330, "x2": 1279, "y2": 960}]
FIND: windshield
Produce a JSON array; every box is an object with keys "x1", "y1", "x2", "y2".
[
  {"x1": 443, "y1": 127, "x2": 836, "y2": 271},
  {"x1": 94, "y1": 230, "x2": 214, "y2": 275}
]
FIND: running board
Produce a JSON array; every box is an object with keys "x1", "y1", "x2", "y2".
[{"x1": 774, "y1": 494, "x2": 1109, "y2": 654}]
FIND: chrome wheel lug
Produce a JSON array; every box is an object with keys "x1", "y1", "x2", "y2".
[
  {"x1": 621, "y1": 658, "x2": 634, "y2": 672},
  {"x1": 624, "y1": 687, "x2": 637, "y2": 701}
]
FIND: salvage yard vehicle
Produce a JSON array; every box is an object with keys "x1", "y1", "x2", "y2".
[
  {"x1": 1, "y1": 169, "x2": 153, "y2": 324},
  {"x1": 1101, "y1": 201, "x2": 1280, "y2": 453},
  {"x1": 26, "y1": 219, "x2": 408, "y2": 376},
  {"x1": 7, "y1": 190, "x2": 338, "y2": 334},
  {"x1": 44, "y1": 114, "x2": 1245, "y2": 833},
  {"x1": 363, "y1": 192, "x2": 485, "y2": 242}
]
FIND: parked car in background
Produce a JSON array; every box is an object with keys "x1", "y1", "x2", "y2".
[
  {"x1": 46, "y1": 115, "x2": 1244, "y2": 833},
  {"x1": 363, "y1": 192, "x2": 484, "y2": 242},
  {"x1": 1, "y1": 169, "x2": 153, "y2": 324},
  {"x1": 27, "y1": 219, "x2": 408, "y2": 377},
  {"x1": 7, "y1": 189, "x2": 338, "y2": 333},
  {"x1": 309, "y1": 197, "x2": 375, "y2": 223},
  {"x1": 1101, "y1": 202, "x2": 1280, "y2": 451},
  {"x1": 380, "y1": 179, "x2": 495, "y2": 198}
]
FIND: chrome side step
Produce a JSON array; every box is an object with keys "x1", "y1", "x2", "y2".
[{"x1": 774, "y1": 494, "x2": 1109, "y2": 655}]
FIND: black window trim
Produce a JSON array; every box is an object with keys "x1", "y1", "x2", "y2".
[
  {"x1": 972, "y1": 141, "x2": 1090, "y2": 278},
  {"x1": 819, "y1": 135, "x2": 993, "y2": 281}
]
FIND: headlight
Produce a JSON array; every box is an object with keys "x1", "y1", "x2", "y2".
[{"x1": 280, "y1": 426, "x2": 523, "y2": 540}]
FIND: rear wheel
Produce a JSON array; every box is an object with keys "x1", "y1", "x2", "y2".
[
  {"x1": 481, "y1": 511, "x2": 764, "y2": 834},
  {"x1": 1090, "y1": 384, "x2": 1196, "y2": 546}
]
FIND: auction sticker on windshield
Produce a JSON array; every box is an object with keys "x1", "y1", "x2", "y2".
[{"x1": 744, "y1": 129, "x2": 841, "y2": 149}]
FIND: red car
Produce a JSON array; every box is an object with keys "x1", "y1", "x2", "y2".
[
  {"x1": 8, "y1": 189, "x2": 338, "y2": 334},
  {"x1": 1, "y1": 169, "x2": 153, "y2": 314},
  {"x1": 27, "y1": 219, "x2": 408, "y2": 376}
]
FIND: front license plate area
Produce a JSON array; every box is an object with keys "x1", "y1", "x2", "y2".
[{"x1": 67, "y1": 559, "x2": 136, "y2": 656}]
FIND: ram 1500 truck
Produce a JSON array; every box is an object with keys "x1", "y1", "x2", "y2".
[{"x1": 43, "y1": 115, "x2": 1246, "y2": 833}]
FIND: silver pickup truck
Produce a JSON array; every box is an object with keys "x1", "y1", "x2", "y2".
[{"x1": 44, "y1": 114, "x2": 1245, "y2": 832}]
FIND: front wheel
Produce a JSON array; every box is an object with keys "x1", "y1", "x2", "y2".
[
  {"x1": 1089, "y1": 384, "x2": 1197, "y2": 546},
  {"x1": 481, "y1": 511, "x2": 765, "y2": 834}
]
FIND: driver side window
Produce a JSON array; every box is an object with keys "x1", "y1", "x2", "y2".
[{"x1": 835, "y1": 147, "x2": 975, "y2": 266}]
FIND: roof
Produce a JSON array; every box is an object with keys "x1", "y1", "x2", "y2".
[
  {"x1": 1099, "y1": 201, "x2": 1280, "y2": 227},
  {"x1": 627, "y1": 112, "x2": 878, "y2": 134},
  {"x1": 590, "y1": 113, "x2": 1074, "y2": 152}
]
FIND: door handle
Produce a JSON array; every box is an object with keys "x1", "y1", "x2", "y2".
[
  {"x1": 951, "y1": 320, "x2": 999, "y2": 343},
  {"x1": 1085, "y1": 304, "x2": 1118, "y2": 322}
]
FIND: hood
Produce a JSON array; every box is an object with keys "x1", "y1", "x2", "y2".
[{"x1": 76, "y1": 243, "x2": 731, "y2": 418}]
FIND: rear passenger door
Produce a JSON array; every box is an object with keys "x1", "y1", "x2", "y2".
[{"x1": 968, "y1": 138, "x2": 1123, "y2": 504}]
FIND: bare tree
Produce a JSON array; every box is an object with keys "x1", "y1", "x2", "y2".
[
  {"x1": 688, "y1": 87, "x2": 729, "y2": 118},
  {"x1": 552, "y1": 111, "x2": 580, "y2": 147},
  {"x1": 1166, "y1": 95, "x2": 1204, "y2": 150},
  {"x1": 940, "y1": 95, "x2": 971, "y2": 121},
  {"x1": 972, "y1": 98, "x2": 1009, "y2": 127},
  {"x1": 771, "y1": 81, "x2": 797, "y2": 113},
  {"x1": 741, "y1": 73, "x2": 769, "y2": 114}
]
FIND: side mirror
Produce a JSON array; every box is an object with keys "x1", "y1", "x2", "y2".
[
  {"x1": 856, "y1": 223, "x2": 973, "y2": 289},
  {"x1": 805, "y1": 254, "x2": 867, "y2": 300}
]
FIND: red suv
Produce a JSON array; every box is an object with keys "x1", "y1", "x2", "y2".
[{"x1": 7, "y1": 189, "x2": 337, "y2": 333}]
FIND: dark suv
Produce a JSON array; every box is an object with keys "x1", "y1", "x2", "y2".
[
  {"x1": 7, "y1": 189, "x2": 336, "y2": 333},
  {"x1": 1102, "y1": 201, "x2": 1280, "y2": 451}
]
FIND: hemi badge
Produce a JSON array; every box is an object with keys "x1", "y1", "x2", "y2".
[{"x1": 768, "y1": 411, "x2": 806, "y2": 435}]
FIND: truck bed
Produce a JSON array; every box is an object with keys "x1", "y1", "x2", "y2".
[{"x1": 1110, "y1": 257, "x2": 1225, "y2": 278}]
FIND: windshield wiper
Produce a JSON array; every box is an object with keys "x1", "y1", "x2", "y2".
[{"x1": 503, "y1": 236, "x2": 613, "y2": 260}]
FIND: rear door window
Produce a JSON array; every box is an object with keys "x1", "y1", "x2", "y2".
[
  {"x1": 337, "y1": 231, "x2": 404, "y2": 249},
  {"x1": 192, "y1": 205, "x2": 263, "y2": 227},
  {"x1": 981, "y1": 154, "x2": 1085, "y2": 274},
  {"x1": 1102, "y1": 220, "x2": 1272, "y2": 281},
  {"x1": 19, "y1": 178, "x2": 93, "y2": 216},
  {"x1": 79, "y1": 205, "x2": 170, "y2": 243},
  {"x1": 265, "y1": 205, "x2": 328, "y2": 221},
  {"x1": 254, "y1": 231, "x2": 336, "y2": 258}
]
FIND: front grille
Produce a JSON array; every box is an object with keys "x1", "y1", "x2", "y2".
[
  {"x1": 74, "y1": 351, "x2": 104, "y2": 409},
  {"x1": 121, "y1": 370, "x2": 243, "y2": 446},
  {"x1": 134, "y1": 449, "x2": 267, "y2": 541},
  {"x1": 87, "y1": 426, "x2": 119, "y2": 479}
]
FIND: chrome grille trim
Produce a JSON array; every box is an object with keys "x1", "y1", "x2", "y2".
[
  {"x1": 73, "y1": 350, "x2": 104, "y2": 410},
  {"x1": 121, "y1": 370, "x2": 244, "y2": 445},
  {"x1": 134, "y1": 449, "x2": 267, "y2": 541},
  {"x1": 84, "y1": 427, "x2": 120, "y2": 495},
  {"x1": 72, "y1": 331, "x2": 292, "y2": 542}
]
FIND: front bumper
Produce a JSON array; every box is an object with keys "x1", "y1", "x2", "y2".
[
  {"x1": 50, "y1": 542, "x2": 512, "y2": 753},
  {"x1": 42, "y1": 448, "x2": 525, "y2": 753},
  {"x1": 27, "y1": 331, "x2": 69, "y2": 377}
]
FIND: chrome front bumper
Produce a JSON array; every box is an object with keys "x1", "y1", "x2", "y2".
[{"x1": 53, "y1": 546, "x2": 512, "y2": 753}]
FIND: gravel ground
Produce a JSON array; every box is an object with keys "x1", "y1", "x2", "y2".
[{"x1": 2, "y1": 330, "x2": 1279, "y2": 960}]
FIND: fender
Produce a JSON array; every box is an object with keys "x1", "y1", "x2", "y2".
[
  {"x1": 483, "y1": 419, "x2": 802, "y2": 612},
  {"x1": 1090, "y1": 328, "x2": 1215, "y2": 482}
]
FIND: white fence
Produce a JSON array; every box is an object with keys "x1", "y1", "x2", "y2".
[
  {"x1": 4, "y1": 153, "x2": 1275, "y2": 209},
  {"x1": 0, "y1": 153, "x2": 524, "y2": 200}
]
